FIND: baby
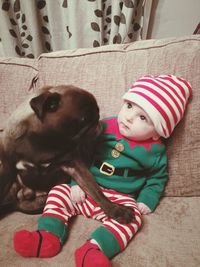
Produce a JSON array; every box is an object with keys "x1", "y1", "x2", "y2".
[{"x1": 14, "y1": 75, "x2": 192, "y2": 267}]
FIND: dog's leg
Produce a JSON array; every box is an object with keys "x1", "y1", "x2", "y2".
[
  {"x1": 62, "y1": 160, "x2": 135, "y2": 224},
  {"x1": 14, "y1": 161, "x2": 48, "y2": 213}
]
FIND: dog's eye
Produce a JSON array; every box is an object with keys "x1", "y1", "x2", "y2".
[
  {"x1": 44, "y1": 95, "x2": 60, "y2": 112},
  {"x1": 80, "y1": 116, "x2": 87, "y2": 123},
  {"x1": 46, "y1": 101, "x2": 57, "y2": 111}
]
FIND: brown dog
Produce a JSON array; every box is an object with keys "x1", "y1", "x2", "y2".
[{"x1": 0, "y1": 85, "x2": 133, "y2": 223}]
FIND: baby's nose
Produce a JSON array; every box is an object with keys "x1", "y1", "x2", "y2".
[{"x1": 126, "y1": 114, "x2": 135, "y2": 123}]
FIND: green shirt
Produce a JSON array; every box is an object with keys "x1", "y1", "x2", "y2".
[{"x1": 89, "y1": 117, "x2": 168, "y2": 211}]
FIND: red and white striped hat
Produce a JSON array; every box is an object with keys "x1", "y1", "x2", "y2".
[{"x1": 123, "y1": 75, "x2": 192, "y2": 138}]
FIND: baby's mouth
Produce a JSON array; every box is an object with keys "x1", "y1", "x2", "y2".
[{"x1": 120, "y1": 122, "x2": 129, "y2": 130}]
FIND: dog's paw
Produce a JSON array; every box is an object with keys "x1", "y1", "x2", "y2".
[
  {"x1": 106, "y1": 203, "x2": 135, "y2": 224},
  {"x1": 16, "y1": 193, "x2": 48, "y2": 214}
]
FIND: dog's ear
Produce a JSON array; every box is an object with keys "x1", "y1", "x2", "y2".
[{"x1": 30, "y1": 92, "x2": 61, "y2": 121}]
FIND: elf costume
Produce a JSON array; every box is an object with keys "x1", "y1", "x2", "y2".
[{"x1": 13, "y1": 75, "x2": 192, "y2": 267}]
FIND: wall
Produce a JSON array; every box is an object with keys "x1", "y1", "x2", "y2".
[{"x1": 148, "y1": 0, "x2": 200, "y2": 39}]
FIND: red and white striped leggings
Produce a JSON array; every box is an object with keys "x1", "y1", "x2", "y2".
[{"x1": 42, "y1": 184, "x2": 142, "y2": 251}]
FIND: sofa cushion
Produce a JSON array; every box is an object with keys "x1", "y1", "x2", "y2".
[
  {"x1": 2, "y1": 197, "x2": 200, "y2": 267},
  {"x1": 0, "y1": 57, "x2": 38, "y2": 129},
  {"x1": 37, "y1": 35, "x2": 200, "y2": 197}
]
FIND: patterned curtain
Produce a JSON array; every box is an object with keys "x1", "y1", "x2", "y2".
[{"x1": 0, "y1": 0, "x2": 152, "y2": 58}]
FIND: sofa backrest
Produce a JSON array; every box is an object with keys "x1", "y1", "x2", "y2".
[
  {"x1": 37, "y1": 35, "x2": 200, "y2": 197},
  {"x1": 0, "y1": 57, "x2": 38, "y2": 130}
]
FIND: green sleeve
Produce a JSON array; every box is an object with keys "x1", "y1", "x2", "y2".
[{"x1": 136, "y1": 150, "x2": 168, "y2": 211}]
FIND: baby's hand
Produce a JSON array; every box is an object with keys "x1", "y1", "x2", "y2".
[
  {"x1": 70, "y1": 185, "x2": 86, "y2": 204},
  {"x1": 137, "y1": 202, "x2": 151, "y2": 215}
]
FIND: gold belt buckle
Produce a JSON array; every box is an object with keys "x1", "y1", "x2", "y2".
[{"x1": 100, "y1": 162, "x2": 115, "y2": 176}]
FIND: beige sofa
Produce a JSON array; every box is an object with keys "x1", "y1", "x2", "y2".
[{"x1": 0, "y1": 35, "x2": 200, "y2": 267}]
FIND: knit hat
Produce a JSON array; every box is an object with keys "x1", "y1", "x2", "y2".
[{"x1": 123, "y1": 75, "x2": 192, "y2": 138}]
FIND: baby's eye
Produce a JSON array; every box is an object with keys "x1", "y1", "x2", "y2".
[
  {"x1": 126, "y1": 102, "x2": 133, "y2": 109},
  {"x1": 140, "y1": 115, "x2": 146, "y2": 121}
]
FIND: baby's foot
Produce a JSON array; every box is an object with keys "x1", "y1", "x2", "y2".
[
  {"x1": 13, "y1": 230, "x2": 61, "y2": 257},
  {"x1": 75, "y1": 241, "x2": 111, "y2": 267}
]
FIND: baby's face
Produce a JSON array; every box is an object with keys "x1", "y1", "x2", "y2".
[{"x1": 117, "y1": 101, "x2": 159, "y2": 141}]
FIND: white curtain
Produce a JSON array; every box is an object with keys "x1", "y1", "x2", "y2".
[{"x1": 0, "y1": 0, "x2": 153, "y2": 58}]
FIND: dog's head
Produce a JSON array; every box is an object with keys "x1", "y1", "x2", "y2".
[
  {"x1": 29, "y1": 85, "x2": 101, "y2": 154},
  {"x1": 0, "y1": 85, "x2": 101, "y2": 216}
]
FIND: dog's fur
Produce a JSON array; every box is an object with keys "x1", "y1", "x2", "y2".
[{"x1": 0, "y1": 85, "x2": 133, "y2": 223}]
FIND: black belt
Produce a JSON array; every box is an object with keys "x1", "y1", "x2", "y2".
[{"x1": 94, "y1": 160, "x2": 137, "y2": 177}]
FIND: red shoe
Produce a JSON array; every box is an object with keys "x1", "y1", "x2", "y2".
[
  {"x1": 13, "y1": 230, "x2": 61, "y2": 257},
  {"x1": 75, "y1": 241, "x2": 112, "y2": 267}
]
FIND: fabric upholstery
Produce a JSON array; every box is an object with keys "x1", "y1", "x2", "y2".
[
  {"x1": 0, "y1": 35, "x2": 200, "y2": 267},
  {"x1": 37, "y1": 35, "x2": 200, "y2": 197},
  {"x1": 1, "y1": 197, "x2": 200, "y2": 267}
]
